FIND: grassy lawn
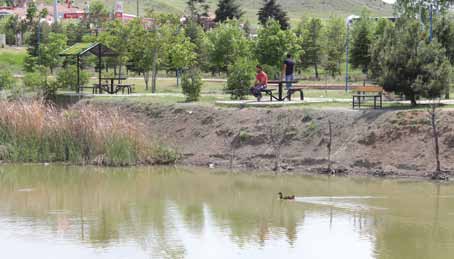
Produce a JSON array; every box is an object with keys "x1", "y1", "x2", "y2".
[{"x1": 0, "y1": 47, "x2": 27, "y2": 74}]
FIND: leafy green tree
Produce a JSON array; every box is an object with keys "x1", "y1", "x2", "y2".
[
  {"x1": 226, "y1": 57, "x2": 256, "y2": 99},
  {"x1": 369, "y1": 19, "x2": 394, "y2": 80},
  {"x1": 207, "y1": 20, "x2": 251, "y2": 74},
  {"x1": 257, "y1": 0, "x2": 290, "y2": 30},
  {"x1": 185, "y1": 21, "x2": 209, "y2": 71},
  {"x1": 187, "y1": 0, "x2": 210, "y2": 21},
  {"x1": 65, "y1": 23, "x2": 86, "y2": 46},
  {"x1": 181, "y1": 68, "x2": 203, "y2": 102},
  {"x1": 323, "y1": 17, "x2": 346, "y2": 77},
  {"x1": 214, "y1": 0, "x2": 243, "y2": 22},
  {"x1": 56, "y1": 65, "x2": 89, "y2": 91},
  {"x1": 433, "y1": 15, "x2": 454, "y2": 64},
  {"x1": 99, "y1": 20, "x2": 131, "y2": 76},
  {"x1": 394, "y1": 0, "x2": 454, "y2": 16},
  {"x1": 87, "y1": 0, "x2": 110, "y2": 29},
  {"x1": 255, "y1": 20, "x2": 302, "y2": 78},
  {"x1": 0, "y1": 69, "x2": 15, "y2": 90},
  {"x1": 127, "y1": 19, "x2": 157, "y2": 91},
  {"x1": 350, "y1": 15, "x2": 372, "y2": 74},
  {"x1": 39, "y1": 32, "x2": 67, "y2": 74},
  {"x1": 372, "y1": 17, "x2": 451, "y2": 105},
  {"x1": 300, "y1": 17, "x2": 324, "y2": 79}
]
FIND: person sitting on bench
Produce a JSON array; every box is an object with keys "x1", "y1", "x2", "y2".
[{"x1": 250, "y1": 65, "x2": 268, "y2": 102}]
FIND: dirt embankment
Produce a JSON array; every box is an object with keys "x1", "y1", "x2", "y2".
[{"x1": 86, "y1": 101, "x2": 454, "y2": 178}]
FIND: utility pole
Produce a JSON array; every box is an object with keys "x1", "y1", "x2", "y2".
[
  {"x1": 345, "y1": 22, "x2": 349, "y2": 92},
  {"x1": 54, "y1": 0, "x2": 59, "y2": 23}
]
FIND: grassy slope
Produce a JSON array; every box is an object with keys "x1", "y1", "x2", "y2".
[{"x1": 74, "y1": 0, "x2": 393, "y2": 22}]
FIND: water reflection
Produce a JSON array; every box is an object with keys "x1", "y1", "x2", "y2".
[{"x1": 0, "y1": 165, "x2": 454, "y2": 258}]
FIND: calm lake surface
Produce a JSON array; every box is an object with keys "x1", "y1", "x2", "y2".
[{"x1": 1, "y1": 165, "x2": 454, "y2": 259}]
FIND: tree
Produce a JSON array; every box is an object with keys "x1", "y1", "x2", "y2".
[
  {"x1": 427, "y1": 100, "x2": 442, "y2": 177},
  {"x1": 350, "y1": 15, "x2": 372, "y2": 74},
  {"x1": 187, "y1": 0, "x2": 209, "y2": 22},
  {"x1": 214, "y1": 0, "x2": 243, "y2": 22},
  {"x1": 181, "y1": 68, "x2": 203, "y2": 102},
  {"x1": 99, "y1": 20, "x2": 131, "y2": 76},
  {"x1": 257, "y1": 0, "x2": 290, "y2": 30},
  {"x1": 300, "y1": 17, "x2": 324, "y2": 79},
  {"x1": 369, "y1": 19, "x2": 394, "y2": 81},
  {"x1": 394, "y1": 0, "x2": 454, "y2": 17},
  {"x1": 207, "y1": 20, "x2": 251, "y2": 74},
  {"x1": 39, "y1": 32, "x2": 67, "y2": 74},
  {"x1": 127, "y1": 19, "x2": 157, "y2": 91},
  {"x1": 255, "y1": 20, "x2": 302, "y2": 78},
  {"x1": 185, "y1": 21, "x2": 209, "y2": 71},
  {"x1": 323, "y1": 17, "x2": 346, "y2": 78},
  {"x1": 372, "y1": 17, "x2": 451, "y2": 105},
  {"x1": 226, "y1": 57, "x2": 256, "y2": 99}
]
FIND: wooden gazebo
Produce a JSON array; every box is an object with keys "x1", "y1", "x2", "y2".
[{"x1": 59, "y1": 42, "x2": 118, "y2": 92}]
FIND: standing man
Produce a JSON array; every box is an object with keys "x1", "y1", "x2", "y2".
[
  {"x1": 282, "y1": 53, "x2": 295, "y2": 89},
  {"x1": 251, "y1": 65, "x2": 268, "y2": 101}
]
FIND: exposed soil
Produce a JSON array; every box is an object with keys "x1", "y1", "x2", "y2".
[{"x1": 84, "y1": 100, "x2": 454, "y2": 179}]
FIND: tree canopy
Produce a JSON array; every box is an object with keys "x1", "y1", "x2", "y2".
[
  {"x1": 214, "y1": 0, "x2": 244, "y2": 22},
  {"x1": 257, "y1": 0, "x2": 290, "y2": 30}
]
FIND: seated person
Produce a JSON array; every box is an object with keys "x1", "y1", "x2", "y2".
[{"x1": 250, "y1": 65, "x2": 268, "y2": 101}]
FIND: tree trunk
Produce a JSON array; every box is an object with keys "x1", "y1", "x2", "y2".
[
  {"x1": 151, "y1": 48, "x2": 158, "y2": 93},
  {"x1": 314, "y1": 63, "x2": 319, "y2": 80},
  {"x1": 144, "y1": 70, "x2": 150, "y2": 90}
]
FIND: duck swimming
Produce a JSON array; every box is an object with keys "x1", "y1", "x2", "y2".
[{"x1": 278, "y1": 192, "x2": 295, "y2": 200}]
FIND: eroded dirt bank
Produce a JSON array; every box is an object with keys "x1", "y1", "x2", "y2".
[{"x1": 85, "y1": 100, "x2": 454, "y2": 178}]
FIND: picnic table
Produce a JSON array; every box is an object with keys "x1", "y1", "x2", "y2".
[
  {"x1": 100, "y1": 76, "x2": 127, "y2": 94},
  {"x1": 266, "y1": 79, "x2": 301, "y2": 101}
]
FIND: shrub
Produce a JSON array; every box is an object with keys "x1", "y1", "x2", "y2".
[
  {"x1": 23, "y1": 71, "x2": 46, "y2": 91},
  {"x1": 56, "y1": 65, "x2": 89, "y2": 90},
  {"x1": 226, "y1": 58, "x2": 256, "y2": 99},
  {"x1": 181, "y1": 69, "x2": 203, "y2": 102},
  {"x1": 0, "y1": 69, "x2": 15, "y2": 90}
]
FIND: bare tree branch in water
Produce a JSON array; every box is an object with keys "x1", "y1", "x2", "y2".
[
  {"x1": 224, "y1": 131, "x2": 241, "y2": 170},
  {"x1": 265, "y1": 112, "x2": 296, "y2": 172},
  {"x1": 327, "y1": 119, "x2": 333, "y2": 172},
  {"x1": 427, "y1": 99, "x2": 442, "y2": 178}
]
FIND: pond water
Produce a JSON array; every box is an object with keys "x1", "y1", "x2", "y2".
[{"x1": 1, "y1": 165, "x2": 454, "y2": 259}]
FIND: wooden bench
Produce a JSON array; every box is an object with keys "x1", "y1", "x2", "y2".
[
  {"x1": 260, "y1": 88, "x2": 275, "y2": 101},
  {"x1": 116, "y1": 84, "x2": 135, "y2": 94},
  {"x1": 287, "y1": 85, "x2": 304, "y2": 101},
  {"x1": 352, "y1": 86, "x2": 383, "y2": 109},
  {"x1": 79, "y1": 85, "x2": 103, "y2": 94}
]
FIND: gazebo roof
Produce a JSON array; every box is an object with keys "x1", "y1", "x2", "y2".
[{"x1": 60, "y1": 42, "x2": 118, "y2": 57}]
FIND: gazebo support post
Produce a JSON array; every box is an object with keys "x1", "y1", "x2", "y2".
[
  {"x1": 98, "y1": 44, "x2": 102, "y2": 92},
  {"x1": 77, "y1": 54, "x2": 80, "y2": 93}
]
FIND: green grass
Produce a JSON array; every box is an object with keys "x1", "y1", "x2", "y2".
[{"x1": 0, "y1": 47, "x2": 26, "y2": 74}]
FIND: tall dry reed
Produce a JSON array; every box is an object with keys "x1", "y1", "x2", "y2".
[{"x1": 0, "y1": 100, "x2": 176, "y2": 166}]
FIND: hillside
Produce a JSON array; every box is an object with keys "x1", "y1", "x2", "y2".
[{"x1": 76, "y1": 0, "x2": 394, "y2": 22}]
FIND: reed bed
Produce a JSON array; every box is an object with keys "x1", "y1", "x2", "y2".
[{"x1": 0, "y1": 100, "x2": 178, "y2": 166}]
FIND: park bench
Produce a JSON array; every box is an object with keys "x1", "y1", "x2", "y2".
[
  {"x1": 259, "y1": 87, "x2": 276, "y2": 101},
  {"x1": 352, "y1": 86, "x2": 384, "y2": 109},
  {"x1": 287, "y1": 85, "x2": 305, "y2": 101},
  {"x1": 116, "y1": 84, "x2": 135, "y2": 94},
  {"x1": 79, "y1": 85, "x2": 102, "y2": 94}
]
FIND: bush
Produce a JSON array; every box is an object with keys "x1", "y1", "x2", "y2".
[
  {"x1": 56, "y1": 65, "x2": 89, "y2": 90},
  {"x1": 181, "y1": 69, "x2": 203, "y2": 102},
  {"x1": 226, "y1": 58, "x2": 256, "y2": 99},
  {"x1": 23, "y1": 71, "x2": 46, "y2": 91},
  {"x1": 0, "y1": 70, "x2": 15, "y2": 90}
]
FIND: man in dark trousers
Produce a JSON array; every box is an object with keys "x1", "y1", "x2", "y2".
[{"x1": 282, "y1": 53, "x2": 295, "y2": 89}]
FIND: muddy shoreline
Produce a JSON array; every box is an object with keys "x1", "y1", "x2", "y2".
[{"x1": 81, "y1": 100, "x2": 454, "y2": 180}]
